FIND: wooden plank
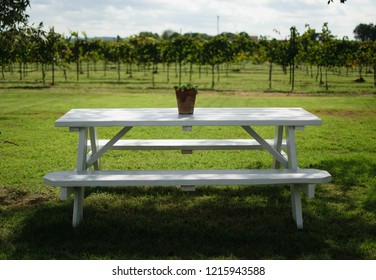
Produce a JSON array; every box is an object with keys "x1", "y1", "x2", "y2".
[
  {"x1": 72, "y1": 187, "x2": 84, "y2": 227},
  {"x1": 89, "y1": 127, "x2": 101, "y2": 170},
  {"x1": 86, "y1": 126, "x2": 132, "y2": 168},
  {"x1": 44, "y1": 169, "x2": 332, "y2": 187},
  {"x1": 272, "y1": 126, "x2": 284, "y2": 169},
  {"x1": 87, "y1": 139, "x2": 287, "y2": 151},
  {"x1": 55, "y1": 108, "x2": 323, "y2": 128},
  {"x1": 242, "y1": 126, "x2": 289, "y2": 168},
  {"x1": 291, "y1": 185, "x2": 303, "y2": 229},
  {"x1": 76, "y1": 128, "x2": 88, "y2": 171},
  {"x1": 286, "y1": 126, "x2": 298, "y2": 169}
]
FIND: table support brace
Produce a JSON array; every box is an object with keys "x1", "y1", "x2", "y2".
[
  {"x1": 86, "y1": 126, "x2": 133, "y2": 168},
  {"x1": 242, "y1": 126, "x2": 288, "y2": 168}
]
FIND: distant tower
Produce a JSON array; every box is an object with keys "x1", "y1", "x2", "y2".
[{"x1": 217, "y1": 15, "x2": 219, "y2": 35}]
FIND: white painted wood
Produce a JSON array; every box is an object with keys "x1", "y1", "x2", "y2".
[
  {"x1": 272, "y1": 126, "x2": 284, "y2": 169},
  {"x1": 242, "y1": 126, "x2": 289, "y2": 168},
  {"x1": 44, "y1": 169, "x2": 331, "y2": 228},
  {"x1": 286, "y1": 126, "x2": 298, "y2": 169},
  {"x1": 71, "y1": 128, "x2": 89, "y2": 225},
  {"x1": 303, "y1": 184, "x2": 315, "y2": 198},
  {"x1": 60, "y1": 128, "x2": 87, "y2": 200},
  {"x1": 86, "y1": 126, "x2": 132, "y2": 168},
  {"x1": 89, "y1": 127, "x2": 101, "y2": 170},
  {"x1": 60, "y1": 187, "x2": 73, "y2": 201},
  {"x1": 55, "y1": 108, "x2": 323, "y2": 128},
  {"x1": 87, "y1": 139, "x2": 287, "y2": 151},
  {"x1": 44, "y1": 169, "x2": 332, "y2": 187},
  {"x1": 291, "y1": 185, "x2": 303, "y2": 229},
  {"x1": 76, "y1": 128, "x2": 88, "y2": 171},
  {"x1": 72, "y1": 187, "x2": 84, "y2": 227}
]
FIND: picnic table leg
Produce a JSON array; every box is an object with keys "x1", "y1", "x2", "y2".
[
  {"x1": 285, "y1": 126, "x2": 297, "y2": 169},
  {"x1": 76, "y1": 127, "x2": 89, "y2": 171},
  {"x1": 72, "y1": 187, "x2": 85, "y2": 227},
  {"x1": 286, "y1": 126, "x2": 315, "y2": 198},
  {"x1": 60, "y1": 127, "x2": 88, "y2": 201},
  {"x1": 89, "y1": 127, "x2": 101, "y2": 170},
  {"x1": 272, "y1": 126, "x2": 284, "y2": 169},
  {"x1": 70, "y1": 127, "x2": 89, "y2": 226},
  {"x1": 291, "y1": 184, "x2": 303, "y2": 229},
  {"x1": 286, "y1": 127, "x2": 304, "y2": 228}
]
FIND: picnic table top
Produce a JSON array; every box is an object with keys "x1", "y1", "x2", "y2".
[{"x1": 55, "y1": 107, "x2": 323, "y2": 127}]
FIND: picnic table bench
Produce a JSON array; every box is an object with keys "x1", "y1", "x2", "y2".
[{"x1": 43, "y1": 108, "x2": 331, "y2": 229}]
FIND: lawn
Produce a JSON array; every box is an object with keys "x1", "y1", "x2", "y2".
[{"x1": 0, "y1": 64, "x2": 375, "y2": 259}]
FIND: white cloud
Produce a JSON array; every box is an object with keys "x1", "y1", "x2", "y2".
[{"x1": 26, "y1": 0, "x2": 376, "y2": 39}]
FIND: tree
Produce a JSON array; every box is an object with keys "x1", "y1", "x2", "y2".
[
  {"x1": 354, "y1": 23, "x2": 376, "y2": 42},
  {"x1": 0, "y1": 0, "x2": 30, "y2": 31},
  {"x1": 288, "y1": 26, "x2": 299, "y2": 92},
  {"x1": 1, "y1": 0, "x2": 30, "y2": 79},
  {"x1": 355, "y1": 41, "x2": 371, "y2": 81},
  {"x1": 299, "y1": 25, "x2": 319, "y2": 78},
  {"x1": 107, "y1": 36, "x2": 130, "y2": 83},
  {"x1": 170, "y1": 35, "x2": 197, "y2": 86},
  {"x1": 161, "y1": 29, "x2": 178, "y2": 40},
  {"x1": 68, "y1": 31, "x2": 83, "y2": 82},
  {"x1": 202, "y1": 35, "x2": 234, "y2": 88},
  {"x1": 0, "y1": 30, "x2": 14, "y2": 78},
  {"x1": 56, "y1": 34, "x2": 76, "y2": 81},
  {"x1": 160, "y1": 39, "x2": 177, "y2": 82},
  {"x1": 38, "y1": 27, "x2": 61, "y2": 85},
  {"x1": 319, "y1": 23, "x2": 338, "y2": 91},
  {"x1": 367, "y1": 41, "x2": 376, "y2": 86},
  {"x1": 29, "y1": 23, "x2": 48, "y2": 84},
  {"x1": 137, "y1": 36, "x2": 160, "y2": 86},
  {"x1": 258, "y1": 37, "x2": 281, "y2": 90},
  {"x1": 232, "y1": 32, "x2": 254, "y2": 70}
]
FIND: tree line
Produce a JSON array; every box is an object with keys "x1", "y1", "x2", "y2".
[{"x1": 1, "y1": 22, "x2": 375, "y2": 91}]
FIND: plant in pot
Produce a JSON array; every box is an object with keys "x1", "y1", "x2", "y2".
[{"x1": 174, "y1": 83, "x2": 198, "y2": 114}]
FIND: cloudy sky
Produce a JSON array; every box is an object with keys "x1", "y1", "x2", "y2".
[{"x1": 26, "y1": 0, "x2": 375, "y2": 39}]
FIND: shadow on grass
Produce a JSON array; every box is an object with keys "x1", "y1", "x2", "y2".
[
  {"x1": 5, "y1": 175, "x2": 375, "y2": 259},
  {"x1": 2, "y1": 155, "x2": 374, "y2": 260}
]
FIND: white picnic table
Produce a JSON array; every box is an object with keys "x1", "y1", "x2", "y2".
[{"x1": 44, "y1": 108, "x2": 331, "y2": 228}]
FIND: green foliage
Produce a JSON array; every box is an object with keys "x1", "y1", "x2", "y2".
[
  {"x1": 2, "y1": 22, "x2": 376, "y2": 89},
  {"x1": 174, "y1": 83, "x2": 199, "y2": 92},
  {"x1": 0, "y1": 0, "x2": 30, "y2": 31},
  {"x1": 354, "y1": 23, "x2": 376, "y2": 41}
]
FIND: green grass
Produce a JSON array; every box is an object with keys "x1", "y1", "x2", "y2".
[
  {"x1": 1, "y1": 61, "x2": 376, "y2": 94},
  {"x1": 0, "y1": 70, "x2": 375, "y2": 259}
]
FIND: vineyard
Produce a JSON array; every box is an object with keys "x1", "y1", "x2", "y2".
[{"x1": 1, "y1": 24, "x2": 376, "y2": 93}]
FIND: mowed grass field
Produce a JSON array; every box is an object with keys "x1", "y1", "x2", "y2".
[
  {"x1": 0, "y1": 63, "x2": 375, "y2": 259},
  {"x1": 1, "y1": 61, "x2": 376, "y2": 94}
]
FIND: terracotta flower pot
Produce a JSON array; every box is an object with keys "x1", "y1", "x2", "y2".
[{"x1": 175, "y1": 88, "x2": 197, "y2": 114}]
